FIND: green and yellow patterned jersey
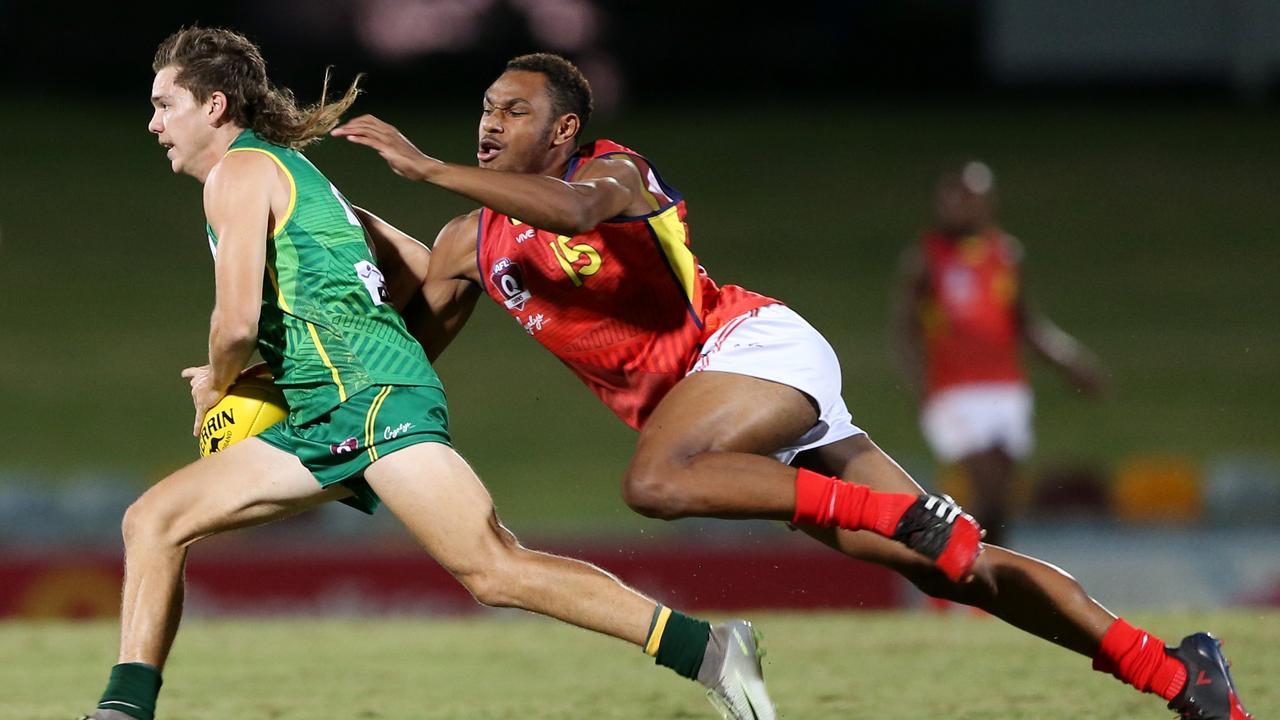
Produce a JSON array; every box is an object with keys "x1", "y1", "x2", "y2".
[{"x1": 206, "y1": 130, "x2": 439, "y2": 424}]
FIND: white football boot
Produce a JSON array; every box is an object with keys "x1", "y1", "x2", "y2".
[{"x1": 696, "y1": 619, "x2": 777, "y2": 720}]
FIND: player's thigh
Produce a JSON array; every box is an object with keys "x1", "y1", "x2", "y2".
[
  {"x1": 636, "y1": 371, "x2": 817, "y2": 460},
  {"x1": 130, "y1": 437, "x2": 347, "y2": 545},
  {"x1": 363, "y1": 441, "x2": 506, "y2": 575}
]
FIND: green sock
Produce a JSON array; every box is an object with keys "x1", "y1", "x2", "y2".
[
  {"x1": 98, "y1": 663, "x2": 162, "y2": 720},
  {"x1": 644, "y1": 606, "x2": 711, "y2": 680}
]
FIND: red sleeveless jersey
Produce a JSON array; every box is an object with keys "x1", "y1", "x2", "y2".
[
  {"x1": 920, "y1": 229, "x2": 1025, "y2": 397},
  {"x1": 476, "y1": 139, "x2": 776, "y2": 429}
]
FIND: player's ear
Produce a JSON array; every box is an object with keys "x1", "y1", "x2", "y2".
[
  {"x1": 207, "y1": 90, "x2": 230, "y2": 127},
  {"x1": 551, "y1": 113, "x2": 580, "y2": 148}
]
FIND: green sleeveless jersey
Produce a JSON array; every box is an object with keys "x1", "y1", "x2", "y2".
[{"x1": 206, "y1": 130, "x2": 439, "y2": 424}]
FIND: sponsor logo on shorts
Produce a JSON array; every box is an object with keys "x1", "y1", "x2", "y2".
[
  {"x1": 330, "y1": 437, "x2": 359, "y2": 455},
  {"x1": 384, "y1": 422, "x2": 414, "y2": 440},
  {"x1": 490, "y1": 257, "x2": 533, "y2": 311}
]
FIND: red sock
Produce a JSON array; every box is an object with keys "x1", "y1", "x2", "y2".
[
  {"x1": 792, "y1": 468, "x2": 917, "y2": 536},
  {"x1": 1092, "y1": 618, "x2": 1187, "y2": 701}
]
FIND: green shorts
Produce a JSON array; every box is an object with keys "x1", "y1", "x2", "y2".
[{"x1": 258, "y1": 384, "x2": 451, "y2": 514}]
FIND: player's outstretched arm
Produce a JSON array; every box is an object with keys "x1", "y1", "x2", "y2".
[
  {"x1": 1016, "y1": 282, "x2": 1108, "y2": 398},
  {"x1": 353, "y1": 205, "x2": 431, "y2": 312},
  {"x1": 185, "y1": 152, "x2": 272, "y2": 434},
  {"x1": 333, "y1": 114, "x2": 638, "y2": 235},
  {"x1": 402, "y1": 211, "x2": 484, "y2": 362}
]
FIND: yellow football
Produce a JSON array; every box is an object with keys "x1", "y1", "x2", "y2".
[{"x1": 198, "y1": 372, "x2": 288, "y2": 457}]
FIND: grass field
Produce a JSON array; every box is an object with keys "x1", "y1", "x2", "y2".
[{"x1": 6, "y1": 610, "x2": 1276, "y2": 719}]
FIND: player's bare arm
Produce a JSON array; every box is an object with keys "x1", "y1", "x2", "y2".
[
  {"x1": 408, "y1": 211, "x2": 484, "y2": 362},
  {"x1": 350, "y1": 204, "x2": 478, "y2": 360},
  {"x1": 353, "y1": 205, "x2": 431, "y2": 311},
  {"x1": 1015, "y1": 280, "x2": 1107, "y2": 397},
  {"x1": 181, "y1": 151, "x2": 275, "y2": 435},
  {"x1": 333, "y1": 114, "x2": 649, "y2": 234}
]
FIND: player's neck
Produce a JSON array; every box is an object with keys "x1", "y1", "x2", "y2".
[
  {"x1": 194, "y1": 124, "x2": 249, "y2": 184},
  {"x1": 939, "y1": 223, "x2": 991, "y2": 239},
  {"x1": 539, "y1": 146, "x2": 577, "y2": 179}
]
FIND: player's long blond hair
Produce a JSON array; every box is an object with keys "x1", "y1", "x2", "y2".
[{"x1": 153, "y1": 26, "x2": 361, "y2": 150}]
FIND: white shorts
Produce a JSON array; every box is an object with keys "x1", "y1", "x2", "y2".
[
  {"x1": 920, "y1": 382, "x2": 1034, "y2": 462},
  {"x1": 687, "y1": 304, "x2": 865, "y2": 464}
]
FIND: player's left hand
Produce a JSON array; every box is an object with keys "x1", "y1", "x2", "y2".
[
  {"x1": 332, "y1": 115, "x2": 438, "y2": 182},
  {"x1": 182, "y1": 364, "x2": 227, "y2": 437}
]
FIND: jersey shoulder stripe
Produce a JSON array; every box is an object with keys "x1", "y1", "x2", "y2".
[{"x1": 223, "y1": 147, "x2": 298, "y2": 237}]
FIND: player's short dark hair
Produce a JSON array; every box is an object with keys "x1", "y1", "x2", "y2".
[{"x1": 505, "y1": 53, "x2": 593, "y2": 136}]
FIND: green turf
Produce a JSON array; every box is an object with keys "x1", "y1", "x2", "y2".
[
  {"x1": 0, "y1": 98, "x2": 1276, "y2": 533},
  {"x1": 4, "y1": 610, "x2": 1275, "y2": 719}
]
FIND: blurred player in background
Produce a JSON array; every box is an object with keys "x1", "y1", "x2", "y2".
[
  {"x1": 336, "y1": 54, "x2": 1251, "y2": 720},
  {"x1": 893, "y1": 161, "x2": 1107, "y2": 548},
  {"x1": 82, "y1": 27, "x2": 774, "y2": 720}
]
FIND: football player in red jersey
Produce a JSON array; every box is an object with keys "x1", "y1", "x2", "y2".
[
  {"x1": 334, "y1": 55, "x2": 1251, "y2": 720},
  {"x1": 893, "y1": 161, "x2": 1107, "y2": 549}
]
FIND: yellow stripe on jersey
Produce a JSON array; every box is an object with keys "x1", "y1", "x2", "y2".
[
  {"x1": 235, "y1": 146, "x2": 346, "y2": 402},
  {"x1": 647, "y1": 206, "x2": 698, "y2": 306},
  {"x1": 266, "y1": 264, "x2": 348, "y2": 402},
  {"x1": 223, "y1": 148, "x2": 297, "y2": 237},
  {"x1": 644, "y1": 606, "x2": 673, "y2": 657},
  {"x1": 305, "y1": 323, "x2": 348, "y2": 402},
  {"x1": 364, "y1": 386, "x2": 393, "y2": 461}
]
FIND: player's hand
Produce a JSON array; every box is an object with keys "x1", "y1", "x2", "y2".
[
  {"x1": 332, "y1": 114, "x2": 439, "y2": 182},
  {"x1": 182, "y1": 365, "x2": 226, "y2": 437},
  {"x1": 1065, "y1": 356, "x2": 1109, "y2": 399}
]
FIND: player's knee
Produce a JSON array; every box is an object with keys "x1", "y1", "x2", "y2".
[
  {"x1": 621, "y1": 458, "x2": 689, "y2": 520},
  {"x1": 457, "y1": 555, "x2": 524, "y2": 609},
  {"x1": 121, "y1": 495, "x2": 179, "y2": 549},
  {"x1": 444, "y1": 515, "x2": 531, "y2": 608},
  {"x1": 460, "y1": 571, "x2": 511, "y2": 608}
]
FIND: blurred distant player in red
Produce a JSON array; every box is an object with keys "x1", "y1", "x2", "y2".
[
  {"x1": 894, "y1": 161, "x2": 1106, "y2": 548},
  {"x1": 334, "y1": 55, "x2": 1251, "y2": 719}
]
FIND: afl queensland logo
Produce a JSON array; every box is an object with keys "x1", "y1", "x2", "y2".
[
  {"x1": 491, "y1": 257, "x2": 533, "y2": 311},
  {"x1": 330, "y1": 437, "x2": 359, "y2": 455}
]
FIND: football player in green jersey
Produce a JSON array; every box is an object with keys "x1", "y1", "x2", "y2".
[{"x1": 80, "y1": 27, "x2": 775, "y2": 720}]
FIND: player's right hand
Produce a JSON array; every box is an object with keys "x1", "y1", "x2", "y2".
[
  {"x1": 182, "y1": 365, "x2": 226, "y2": 437},
  {"x1": 332, "y1": 115, "x2": 439, "y2": 183}
]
